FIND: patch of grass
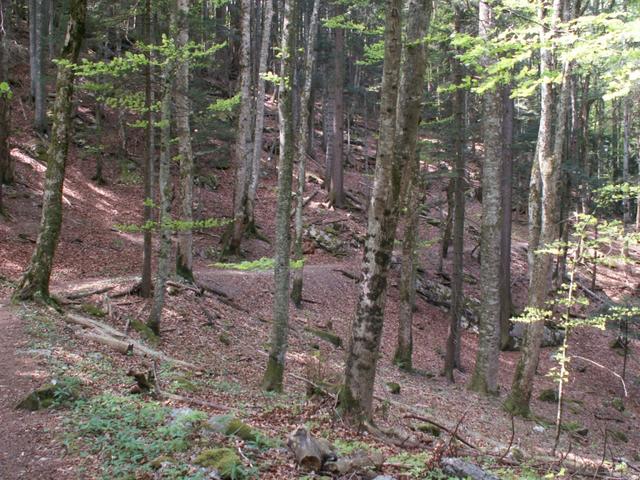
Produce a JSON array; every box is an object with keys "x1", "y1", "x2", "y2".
[
  {"x1": 79, "y1": 303, "x2": 106, "y2": 318},
  {"x1": 387, "y1": 451, "x2": 431, "y2": 478},
  {"x1": 333, "y1": 439, "x2": 373, "y2": 456}
]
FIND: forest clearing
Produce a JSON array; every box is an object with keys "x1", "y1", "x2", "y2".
[{"x1": 0, "y1": 0, "x2": 639, "y2": 478}]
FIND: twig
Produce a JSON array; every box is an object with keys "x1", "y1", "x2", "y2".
[
  {"x1": 499, "y1": 415, "x2": 516, "y2": 463},
  {"x1": 65, "y1": 285, "x2": 116, "y2": 300},
  {"x1": 402, "y1": 413, "x2": 478, "y2": 451},
  {"x1": 573, "y1": 355, "x2": 627, "y2": 397},
  {"x1": 594, "y1": 429, "x2": 607, "y2": 480}
]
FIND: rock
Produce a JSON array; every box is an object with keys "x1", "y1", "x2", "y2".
[
  {"x1": 16, "y1": 377, "x2": 81, "y2": 411},
  {"x1": 415, "y1": 275, "x2": 479, "y2": 325},
  {"x1": 372, "y1": 476, "x2": 397, "y2": 480},
  {"x1": 304, "y1": 225, "x2": 345, "y2": 255},
  {"x1": 386, "y1": 382, "x2": 400, "y2": 394},
  {"x1": 507, "y1": 323, "x2": 564, "y2": 350},
  {"x1": 194, "y1": 448, "x2": 242, "y2": 479},
  {"x1": 533, "y1": 425, "x2": 545, "y2": 434},
  {"x1": 207, "y1": 415, "x2": 264, "y2": 443},
  {"x1": 441, "y1": 457, "x2": 499, "y2": 480},
  {"x1": 304, "y1": 326, "x2": 342, "y2": 348}
]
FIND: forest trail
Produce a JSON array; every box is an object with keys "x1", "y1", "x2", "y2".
[{"x1": 0, "y1": 303, "x2": 70, "y2": 479}]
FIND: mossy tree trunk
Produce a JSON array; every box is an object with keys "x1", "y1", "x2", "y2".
[
  {"x1": 33, "y1": 0, "x2": 48, "y2": 134},
  {"x1": 175, "y1": 0, "x2": 195, "y2": 282},
  {"x1": 13, "y1": 0, "x2": 86, "y2": 301},
  {"x1": 505, "y1": 0, "x2": 568, "y2": 416},
  {"x1": 393, "y1": 0, "x2": 432, "y2": 372},
  {"x1": 262, "y1": 0, "x2": 297, "y2": 392},
  {"x1": 291, "y1": 0, "x2": 321, "y2": 308},
  {"x1": 444, "y1": 4, "x2": 466, "y2": 381},
  {"x1": 329, "y1": 11, "x2": 345, "y2": 208},
  {"x1": 147, "y1": 54, "x2": 175, "y2": 336},
  {"x1": 469, "y1": 0, "x2": 504, "y2": 396},
  {"x1": 339, "y1": 0, "x2": 403, "y2": 421},
  {"x1": 225, "y1": 0, "x2": 254, "y2": 256}
]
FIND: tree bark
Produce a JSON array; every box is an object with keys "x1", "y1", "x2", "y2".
[
  {"x1": 0, "y1": 0, "x2": 11, "y2": 212},
  {"x1": 146, "y1": 54, "x2": 175, "y2": 335},
  {"x1": 469, "y1": 0, "x2": 504, "y2": 396},
  {"x1": 338, "y1": 0, "x2": 403, "y2": 420},
  {"x1": 225, "y1": 0, "x2": 254, "y2": 256},
  {"x1": 141, "y1": 0, "x2": 155, "y2": 298},
  {"x1": 329, "y1": 16, "x2": 345, "y2": 208},
  {"x1": 246, "y1": 0, "x2": 274, "y2": 231},
  {"x1": 175, "y1": 0, "x2": 195, "y2": 282},
  {"x1": 505, "y1": 0, "x2": 569, "y2": 416},
  {"x1": 499, "y1": 88, "x2": 514, "y2": 351},
  {"x1": 444, "y1": 4, "x2": 465, "y2": 380},
  {"x1": 33, "y1": 0, "x2": 48, "y2": 134},
  {"x1": 393, "y1": 0, "x2": 432, "y2": 372},
  {"x1": 13, "y1": 0, "x2": 87, "y2": 301},
  {"x1": 291, "y1": 0, "x2": 321, "y2": 308},
  {"x1": 262, "y1": 0, "x2": 297, "y2": 392}
]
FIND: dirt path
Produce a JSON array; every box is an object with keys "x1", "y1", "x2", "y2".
[{"x1": 0, "y1": 303, "x2": 70, "y2": 479}]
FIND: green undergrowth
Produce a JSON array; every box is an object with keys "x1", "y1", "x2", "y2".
[{"x1": 64, "y1": 393, "x2": 260, "y2": 479}]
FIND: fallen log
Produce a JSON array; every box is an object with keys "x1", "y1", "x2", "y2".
[{"x1": 287, "y1": 426, "x2": 336, "y2": 472}]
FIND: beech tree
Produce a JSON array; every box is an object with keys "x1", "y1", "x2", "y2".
[
  {"x1": 0, "y1": 0, "x2": 11, "y2": 215},
  {"x1": 262, "y1": 0, "x2": 297, "y2": 392},
  {"x1": 14, "y1": 0, "x2": 87, "y2": 301}
]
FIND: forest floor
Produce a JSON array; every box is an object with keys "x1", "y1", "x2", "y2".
[{"x1": 2, "y1": 63, "x2": 640, "y2": 480}]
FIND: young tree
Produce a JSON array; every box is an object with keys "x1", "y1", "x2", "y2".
[
  {"x1": 469, "y1": 0, "x2": 504, "y2": 395},
  {"x1": 32, "y1": 0, "x2": 48, "y2": 133},
  {"x1": 14, "y1": 0, "x2": 88, "y2": 301},
  {"x1": 175, "y1": 0, "x2": 195, "y2": 281},
  {"x1": 291, "y1": 0, "x2": 321, "y2": 308},
  {"x1": 0, "y1": 0, "x2": 11, "y2": 215},
  {"x1": 147, "y1": 41, "x2": 176, "y2": 335},
  {"x1": 262, "y1": 0, "x2": 297, "y2": 392},
  {"x1": 329, "y1": 11, "x2": 345, "y2": 208}
]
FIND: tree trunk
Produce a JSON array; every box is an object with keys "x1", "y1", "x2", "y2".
[
  {"x1": 225, "y1": 0, "x2": 254, "y2": 256},
  {"x1": 622, "y1": 97, "x2": 630, "y2": 225},
  {"x1": 0, "y1": 0, "x2": 10, "y2": 215},
  {"x1": 499, "y1": 88, "x2": 514, "y2": 351},
  {"x1": 291, "y1": 0, "x2": 320, "y2": 308},
  {"x1": 392, "y1": 0, "x2": 432, "y2": 373},
  {"x1": 469, "y1": 0, "x2": 504, "y2": 396},
  {"x1": 13, "y1": 0, "x2": 87, "y2": 301},
  {"x1": 338, "y1": 0, "x2": 404, "y2": 420},
  {"x1": 146, "y1": 57, "x2": 175, "y2": 335},
  {"x1": 322, "y1": 60, "x2": 335, "y2": 191},
  {"x1": 246, "y1": 0, "x2": 274, "y2": 231},
  {"x1": 141, "y1": 0, "x2": 155, "y2": 298},
  {"x1": 29, "y1": 0, "x2": 36, "y2": 98},
  {"x1": 505, "y1": 0, "x2": 569, "y2": 416},
  {"x1": 262, "y1": 0, "x2": 297, "y2": 392},
  {"x1": 175, "y1": 0, "x2": 195, "y2": 282},
  {"x1": 329, "y1": 18, "x2": 345, "y2": 208},
  {"x1": 444, "y1": 5, "x2": 465, "y2": 380},
  {"x1": 33, "y1": 0, "x2": 48, "y2": 134}
]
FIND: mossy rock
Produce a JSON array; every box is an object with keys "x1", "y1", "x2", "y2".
[
  {"x1": 195, "y1": 448, "x2": 242, "y2": 478},
  {"x1": 80, "y1": 303, "x2": 106, "y2": 318},
  {"x1": 416, "y1": 423, "x2": 441, "y2": 437},
  {"x1": 150, "y1": 455, "x2": 175, "y2": 469},
  {"x1": 304, "y1": 327, "x2": 342, "y2": 348},
  {"x1": 130, "y1": 318, "x2": 159, "y2": 345},
  {"x1": 16, "y1": 377, "x2": 82, "y2": 411},
  {"x1": 218, "y1": 332, "x2": 231, "y2": 346},
  {"x1": 386, "y1": 382, "x2": 401, "y2": 395},
  {"x1": 538, "y1": 389, "x2": 559, "y2": 403},
  {"x1": 207, "y1": 415, "x2": 266, "y2": 444}
]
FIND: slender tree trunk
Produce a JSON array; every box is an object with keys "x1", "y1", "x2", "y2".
[
  {"x1": 469, "y1": 0, "x2": 504, "y2": 396},
  {"x1": 291, "y1": 0, "x2": 320, "y2": 308},
  {"x1": 226, "y1": 0, "x2": 253, "y2": 256},
  {"x1": 262, "y1": 0, "x2": 297, "y2": 392},
  {"x1": 0, "y1": 0, "x2": 10, "y2": 214},
  {"x1": 338, "y1": 0, "x2": 404, "y2": 420},
  {"x1": 444, "y1": 5, "x2": 465, "y2": 380},
  {"x1": 246, "y1": 0, "x2": 274, "y2": 231},
  {"x1": 322, "y1": 62, "x2": 335, "y2": 191},
  {"x1": 622, "y1": 98, "x2": 630, "y2": 225},
  {"x1": 438, "y1": 179, "x2": 454, "y2": 272},
  {"x1": 13, "y1": 0, "x2": 87, "y2": 301},
  {"x1": 175, "y1": 0, "x2": 195, "y2": 281},
  {"x1": 393, "y1": 0, "x2": 432, "y2": 372},
  {"x1": 34, "y1": 0, "x2": 47, "y2": 134},
  {"x1": 29, "y1": 0, "x2": 36, "y2": 98},
  {"x1": 499, "y1": 88, "x2": 514, "y2": 350},
  {"x1": 141, "y1": 0, "x2": 155, "y2": 298},
  {"x1": 505, "y1": 0, "x2": 569, "y2": 416},
  {"x1": 147, "y1": 58, "x2": 175, "y2": 335},
  {"x1": 329, "y1": 18, "x2": 345, "y2": 208}
]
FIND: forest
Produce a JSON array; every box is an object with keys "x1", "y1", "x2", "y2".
[{"x1": 0, "y1": 0, "x2": 639, "y2": 478}]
